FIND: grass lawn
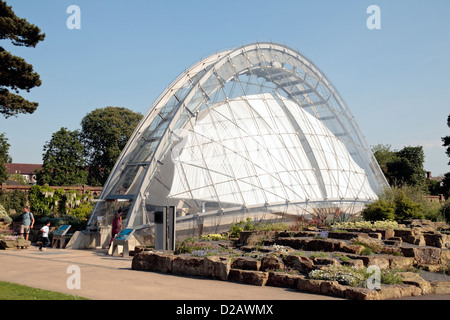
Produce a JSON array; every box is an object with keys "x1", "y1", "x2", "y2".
[{"x1": 0, "y1": 281, "x2": 89, "y2": 300}]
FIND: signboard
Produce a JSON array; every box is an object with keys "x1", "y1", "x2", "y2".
[
  {"x1": 114, "y1": 229, "x2": 134, "y2": 242},
  {"x1": 52, "y1": 225, "x2": 71, "y2": 249},
  {"x1": 53, "y1": 225, "x2": 71, "y2": 236},
  {"x1": 109, "y1": 229, "x2": 135, "y2": 257}
]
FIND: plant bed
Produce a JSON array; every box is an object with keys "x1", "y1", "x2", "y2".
[
  {"x1": 0, "y1": 235, "x2": 30, "y2": 250},
  {"x1": 131, "y1": 219, "x2": 450, "y2": 300}
]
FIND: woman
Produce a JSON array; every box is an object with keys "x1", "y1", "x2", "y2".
[{"x1": 110, "y1": 208, "x2": 122, "y2": 245}]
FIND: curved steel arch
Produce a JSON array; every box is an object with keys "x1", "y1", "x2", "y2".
[{"x1": 89, "y1": 42, "x2": 388, "y2": 229}]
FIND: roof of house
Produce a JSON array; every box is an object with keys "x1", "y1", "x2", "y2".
[{"x1": 3, "y1": 163, "x2": 42, "y2": 175}]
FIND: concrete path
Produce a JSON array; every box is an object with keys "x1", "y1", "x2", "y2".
[{"x1": 0, "y1": 245, "x2": 342, "y2": 300}]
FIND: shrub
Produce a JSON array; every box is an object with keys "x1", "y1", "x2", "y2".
[
  {"x1": 441, "y1": 199, "x2": 450, "y2": 224},
  {"x1": 362, "y1": 187, "x2": 425, "y2": 222},
  {"x1": 362, "y1": 199, "x2": 396, "y2": 221},
  {"x1": 380, "y1": 269, "x2": 404, "y2": 285}
]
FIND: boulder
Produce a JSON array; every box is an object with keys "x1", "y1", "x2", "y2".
[
  {"x1": 387, "y1": 256, "x2": 414, "y2": 269},
  {"x1": 358, "y1": 255, "x2": 390, "y2": 269},
  {"x1": 276, "y1": 237, "x2": 310, "y2": 250},
  {"x1": 423, "y1": 233, "x2": 449, "y2": 248},
  {"x1": 343, "y1": 287, "x2": 380, "y2": 300},
  {"x1": 399, "y1": 272, "x2": 432, "y2": 295},
  {"x1": 283, "y1": 254, "x2": 314, "y2": 273},
  {"x1": 327, "y1": 231, "x2": 369, "y2": 241},
  {"x1": 319, "y1": 280, "x2": 346, "y2": 298},
  {"x1": 341, "y1": 244, "x2": 365, "y2": 255},
  {"x1": 341, "y1": 259, "x2": 365, "y2": 269},
  {"x1": 313, "y1": 257, "x2": 340, "y2": 267},
  {"x1": 203, "y1": 256, "x2": 231, "y2": 281},
  {"x1": 267, "y1": 272, "x2": 305, "y2": 289},
  {"x1": 306, "y1": 238, "x2": 346, "y2": 252},
  {"x1": 296, "y1": 278, "x2": 322, "y2": 294},
  {"x1": 430, "y1": 281, "x2": 450, "y2": 295},
  {"x1": 368, "y1": 233, "x2": 382, "y2": 240},
  {"x1": 261, "y1": 255, "x2": 284, "y2": 271},
  {"x1": 172, "y1": 256, "x2": 205, "y2": 276},
  {"x1": 400, "y1": 247, "x2": 442, "y2": 265},
  {"x1": 374, "y1": 228, "x2": 395, "y2": 240},
  {"x1": 228, "y1": 269, "x2": 269, "y2": 286},
  {"x1": 231, "y1": 257, "x2": 261, "y2": 271},
  {"x1": 131, "y1": 251, "x2": 174, "y2": 273}
]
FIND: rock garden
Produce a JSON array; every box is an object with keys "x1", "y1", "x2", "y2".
[{"x1": 132, "y1": 218, "x2": 450, "y2": 300}]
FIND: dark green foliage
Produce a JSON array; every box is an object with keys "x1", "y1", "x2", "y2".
[
  {"x1": 442, "y1": 114, "x2": 450, "y2": 165},
  {"x1": 36, "y1": 128, "x2": 87, "y2": 186},
  {"x1": 363, "y1": 187, "x2": 425, "y2": 222},
  {"x1": 0, "y1": 189, "x2": 27, "y2": 217},
  {"x1": 393, "y1": 190, "x2": 424, "y2": 221},
  {"x1": 441, "y1": 115, "x2": 450, "y2": 199},
  {"x1": 372, "y1": 144, "x2": 426, "y2": 189},
  {"x1": 0, "y1": 132, "x2": 11, "y2": 183},
  {"x1": 362, "y1": 198, "x2": 396, "y2": 221},
  {"x1": 441, "y1": 199, "x2": 450, "y2": 224},
  {"x1": 80, "y1": 106, "x2": 143, "y2": 186},
  {"x1": 0, "y1": 0, "x2": 45, "y2": 117}
]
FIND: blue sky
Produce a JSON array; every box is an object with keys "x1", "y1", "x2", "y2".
[{"x1": 1, "y1": 0, "x2": 450, "y2": 176}]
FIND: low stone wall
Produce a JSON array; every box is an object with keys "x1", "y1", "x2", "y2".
[
  {"x1": 0, "y1": 239, "x2": 31, "y2": 250},
  {"x1": 131, "y1": 251, "x2": 450, "y2": 300}
]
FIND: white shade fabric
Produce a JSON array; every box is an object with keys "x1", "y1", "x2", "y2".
[{"x1": 168, "y1": 93, "x2": 377, "y2": 206}]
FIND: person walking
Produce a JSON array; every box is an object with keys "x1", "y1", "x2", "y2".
[
  {"x1": 39, "y1": 221, "x2": 51, "y2": 251},
  {"x1": 20, "y1": 206, "x2": 34, "y2": 241}
]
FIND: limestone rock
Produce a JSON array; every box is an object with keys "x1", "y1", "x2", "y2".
[
  {"x1": 131, "y1": 251, "x2": 174, "y2": 273},
  {"x1": 231, "y1": 257, "x2": 261, "y2": 271},
  {"x1": 261, "y1": 255, "x2": 284, "y2": 271},
  {"x1": 401, "y1": 247, "x2": 442, "y2": 265},
  {"x1": 267, "y1": 272, "x2": 305, "y2": 289},
  {"x1": 399, "y1": 272, "x2": 432, "y2": 295},
  {"x1": 283, "y1": 254, "x2": 314, "y2": 272},
  {"x1": 203, "y1": 256, "x2": 231, "y2": 281},
  {"x1": 229, "y1": 269, "x2": 269, "y2": 286}
]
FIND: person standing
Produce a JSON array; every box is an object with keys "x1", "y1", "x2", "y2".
[
  {"x1": 39, "y1": 221, "x2": 51, "y2": 251},
  {"x1": 20, "y1": 206, "x2": 34, "y2": 241},
  {"x1": 110, "y1": 208, "x2": 122, "y2": 245}
]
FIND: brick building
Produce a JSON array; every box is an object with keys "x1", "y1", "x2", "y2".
[{"x1": 3, "y1": 163, "x2": 42, "y2": 185}]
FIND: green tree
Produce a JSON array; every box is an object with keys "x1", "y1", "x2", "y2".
[
  {"x1": 442, "y1": 114, "x2": 450, "y2": 198},
  {"x1": 0, "y1": 1, "x2": 45, "y2": 117},
  {"x1": 442, "y1": 114, "x2": 450, "y2": 164},
  {"x1": 372, "y1": 144, "x2": 396, "y2": 178},
  {"x1": 0, "y1": 132, "x2": 11, "y2": 183},
  {"x1": 80, "y1": 107, "x2": 143, "y2": 186},
  {"x1": 373, "y1": 145, "x2": 426, "y2": 189},
  {"x1": 37, "y1": 128, "x2": 87, "y2": 186}
]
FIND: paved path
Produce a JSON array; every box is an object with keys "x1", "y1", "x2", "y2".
[{"x1": 0, "y1": 246, "x2": 341, "y2": 300}]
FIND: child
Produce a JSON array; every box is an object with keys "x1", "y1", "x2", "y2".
[{"x1": 39, "y1": 221, "x2": 51, "y2": 251}]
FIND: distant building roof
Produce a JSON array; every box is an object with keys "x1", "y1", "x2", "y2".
[{"x1": 3, "y1": 163, "x2": 42, "y2": 175}]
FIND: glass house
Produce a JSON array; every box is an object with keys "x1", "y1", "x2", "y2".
[{"x1": 85, "y1": 42, "x2": 388, "y2": 244}]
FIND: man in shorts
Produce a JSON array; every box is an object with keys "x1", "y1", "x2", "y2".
[{"x1": 20, "y1": 206, "x2": 34, "y2": 241}]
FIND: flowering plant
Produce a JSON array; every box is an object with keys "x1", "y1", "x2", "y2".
[{"x1": 308, "y1": 265, "x2": 366, "y2": 287}]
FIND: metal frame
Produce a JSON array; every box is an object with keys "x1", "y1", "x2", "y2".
[{"x1": 87, "y1": 42, "x2": 389, "y2": 230}]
